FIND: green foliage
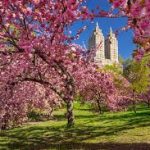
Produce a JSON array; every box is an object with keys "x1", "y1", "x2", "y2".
[
  {"x1": 124, "y1": 56, "x2": 150, "y2": 94},
  {"x1": 74, "y1": 94, "x2": 83, "y2": 102},
  {"x1": 123, "y1": 58, "x2": 132, "y2": 67},
  {"x1": 27, "y1": 109, "x2": 42, "y2": 121},
  {"x1": 104, "y1": 64, "x2": 123, "y2": 75},
  {"x1": 27, "y1": 109, "x2": 53, "y2": 121},
  {"x1": 118, "y1": 55, "x2": 124, "y2": 64}
]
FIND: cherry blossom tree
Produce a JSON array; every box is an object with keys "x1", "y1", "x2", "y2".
[
  {"x1": 74, "y1": 63, "x2": 118, "y2": 113},
  {"x1": 0, "y1": 0, "x2": 90, "y2": 128},
  {"x1": 0, "y1": 0, "x2": 149, "y2": 129},
  {"x1": 111, "y1": 72, "x2": 133, "y2": 111},
  {"x1": 110, "y1": 0, "x2": 150, "y2": 59}
]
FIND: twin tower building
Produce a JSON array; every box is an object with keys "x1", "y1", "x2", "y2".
[{"x1": 88, "y1": 23, "x2": 119, "y2": 65}]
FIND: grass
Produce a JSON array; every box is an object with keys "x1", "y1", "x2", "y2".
[{"x1": 1, "y1": 102, "x2": 150, "y2": 150}]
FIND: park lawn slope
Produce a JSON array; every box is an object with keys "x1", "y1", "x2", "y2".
[{"x1": 0, "y1": 102, "x2": 150, "y2": 150}]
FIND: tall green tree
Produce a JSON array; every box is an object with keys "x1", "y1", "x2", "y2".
[
  {"x1": 124, "y1": 56, "x2": 150, "y2": 94},
  {"x1": 124, "y1": 55, "x2": 150, "y2": 112}
]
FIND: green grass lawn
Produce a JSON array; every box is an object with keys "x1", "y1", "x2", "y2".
[{"x1": 1, "y1": 102, "x2": 150, "y2": 150}]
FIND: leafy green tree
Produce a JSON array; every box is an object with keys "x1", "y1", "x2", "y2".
[
  {"x1": 124, "y1": 57, "x2": 150, "y2": 94},
  {"x1": 124, "y1": 55, "x2": 150, "y2": 112},
  {"x1": 118, "y1": 55, "x2": 124, "y2": 65},
  {"x1": 104, "y1": 64, "x2": 123, "y2": 75}
]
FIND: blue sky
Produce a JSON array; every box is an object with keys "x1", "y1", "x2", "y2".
[{"x1": 70, "y1": 0, "x2": 136, "y2": 59}]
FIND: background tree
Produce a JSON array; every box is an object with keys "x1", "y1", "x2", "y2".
[
  {"x1": 124, "y1": 55, "x2": 150, "y2": 112},
  {"x1": 140, "y1": 87, "x2": 150, "y2": 108},
  {"x1": 104, "y1": 64, "x2": 123, "y2": 75},
  {"x1": 74, "y1": 64, "x2": 117, "y2": 114},
  {"x1": 118, "y1": 55, "x2": 124, "y2": 65},
  {"x1": 103, "y1": 64, "x2": 133, "y2": 111}
]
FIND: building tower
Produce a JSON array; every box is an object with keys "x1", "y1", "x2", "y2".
[
  {"x1": 88, "y1": 22, "x2": 105, "y2": 63},
  {"x1": 105, "y1": 27, "x2": 118, "y2": 63}
]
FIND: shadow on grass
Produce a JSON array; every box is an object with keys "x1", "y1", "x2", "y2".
[
  {"x1": 32, "y1": 142, "x2": 150, "y2": 150},
  {"x1": 55, "y1": 113, "x2": 96, "y2": 121},
  {"x1": 1, "y1": 139, "x2": 150, "y2": 150},
  {"x1": 1, "y1": 108, "x2": 150, "y2": 150}
]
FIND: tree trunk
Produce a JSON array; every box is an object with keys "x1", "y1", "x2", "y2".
[
  {"x1": 66, "y1": 100, "x2": 74, "y2": 127},
  {"x1": 148, "y1": 101, "x2": 150, "y2": 108},
  {"x1": 1, "y1": 119, "x2": 7, "y2": 130},
  {"x1": 49, "y1": 107, "x2": 54, "y2": 119},
  {"x1": 97, "y1": 100, "x2": 102, "y2": 114},
  {"x1": 132, "y1": 101, "x2": 136, "y2": 113},
  {"x1": 132, "y1": 91, "x2": 136, "y2": 113}
]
